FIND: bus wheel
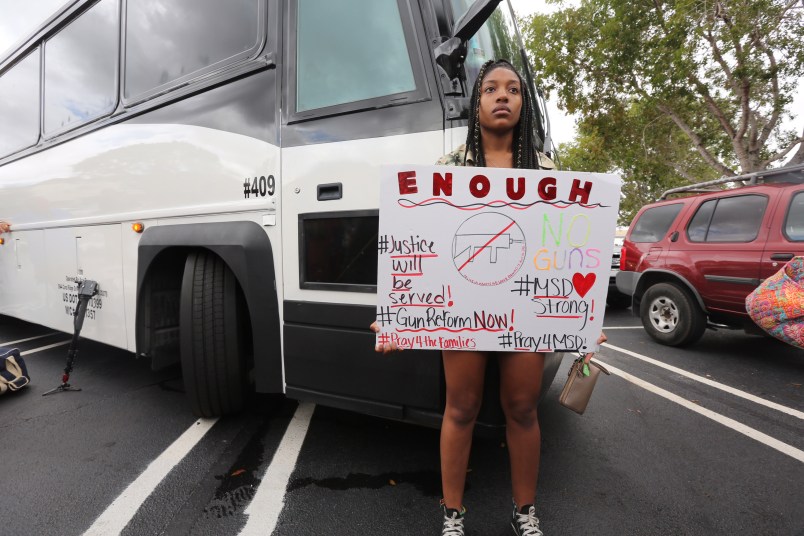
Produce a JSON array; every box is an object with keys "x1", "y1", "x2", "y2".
[{"x1": 180, "y1": 250, "x2": 248, "y2": 417}]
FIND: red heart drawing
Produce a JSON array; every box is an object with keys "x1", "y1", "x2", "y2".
[{"x1": 572, "y1": 272, "x2": 596, "y2": 298}]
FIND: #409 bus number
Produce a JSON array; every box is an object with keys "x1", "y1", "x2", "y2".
[{"x1": 243, "y1": 175, "x2": 275, "y2": 199}]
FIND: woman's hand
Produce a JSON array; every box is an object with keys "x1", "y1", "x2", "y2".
[
  {"x1": 370, "y1": 321, "x2": 401, "y2": 354},
  {"x1": 0, "y1": 221, "x2": 10, "y2": 234},
  {"x1": 583, "y1": 331, "x2": 608, "y2": 363}
]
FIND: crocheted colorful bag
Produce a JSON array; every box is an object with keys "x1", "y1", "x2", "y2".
[{"x1": 745, "y1": 257, "x2": 804, "y2": 349}]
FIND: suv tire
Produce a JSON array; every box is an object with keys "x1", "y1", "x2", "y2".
[{"x1": 640, "y1": 282, "x2": 706, "y2": 346}]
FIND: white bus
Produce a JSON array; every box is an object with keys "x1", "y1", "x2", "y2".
[{"x1": 0, "y1": 0, "x2": 561, "y2": 424}]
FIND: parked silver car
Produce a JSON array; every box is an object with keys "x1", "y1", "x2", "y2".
[{"x1": 607, "y1": 237, "x2": 630, "y2": 308}]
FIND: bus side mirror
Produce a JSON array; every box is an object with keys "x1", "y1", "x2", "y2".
[
  {"x1": 434, "y1": 0, "x2": 502, "y2": 96},
  {"x1": 452, "y1": 0, "x2": 502, "y2": 41}
]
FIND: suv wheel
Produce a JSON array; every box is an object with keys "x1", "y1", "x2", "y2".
[{"x1": 640, "y1": 282, "x2": 706, "y2": 346}]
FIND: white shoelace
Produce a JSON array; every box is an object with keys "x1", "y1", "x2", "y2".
[
  {"x1": 514, "y1": 506, "x2": 543, "y2": 536},
  {"x1": 442, "y1": 512, "x2": 464, "y2": 536}
]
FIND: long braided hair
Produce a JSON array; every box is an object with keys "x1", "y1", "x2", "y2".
[{"x1": 465, "y1": 59, "x2": 539, "y2": 169}]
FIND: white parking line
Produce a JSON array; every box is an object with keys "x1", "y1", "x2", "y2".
[
  {"x1": 240, "y1": 402, "x2": 316, "y2": 536},
  {"x1": 21, "y1": 340, "x2": 71, "y2": 355},
  {"x1": 603, "y1": 342, "x2": 804, "y2": 420},
  {"x1": 597, "y1": 359, "x2": 804, "y2": 463},
  {"x1": 83, "y1": 418, "x2": 219, "y2": 536},
  {"x1": 0, "y1": 332, "x2": 58, "y2": 346}
]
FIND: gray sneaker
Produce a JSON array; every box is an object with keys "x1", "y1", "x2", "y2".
[{"x1": 511, "y1": 503, "x2": 543, "y2": 536}]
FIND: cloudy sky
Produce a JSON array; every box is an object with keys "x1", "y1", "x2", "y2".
[{"x1": 1, "y1": 0, "x2": 798, "y2": 156}]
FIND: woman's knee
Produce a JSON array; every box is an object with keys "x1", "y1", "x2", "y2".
[
  {"x1": 501, "y1": 396, "x2": 539, "y2": 427},
  {"x1": 445, "y1": 393, "x2": 483, "y2": 426}
]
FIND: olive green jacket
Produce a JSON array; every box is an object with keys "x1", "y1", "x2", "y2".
[{"x1": 435, "y1": 144, "x2": 556, "y2": 169}]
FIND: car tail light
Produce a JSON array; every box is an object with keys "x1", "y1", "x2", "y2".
[{"x1": 619, "y1": 246, "x2": 626, "y2": 270}]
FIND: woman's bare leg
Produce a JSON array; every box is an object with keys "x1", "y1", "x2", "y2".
[
  {"x1": 440, "y1": 350, "x2": 487, "y2": 509},
  {"x1": 498, "y1": 351, "x2": 545, "y2": 507}
]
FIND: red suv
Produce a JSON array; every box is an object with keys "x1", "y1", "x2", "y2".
[{"x1": 616, "y1": 164, "x2": 804, "y2": 346}]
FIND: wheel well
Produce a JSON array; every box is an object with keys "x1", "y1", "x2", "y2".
[
  {"x1": 137, "y1": 247, "x2": 189, "y2": 370},
  {"x1": 633, "y1": 271, "x2": 706, "y2": 313},
  {"x1": 137, "y1": 247, "x2": 254, "y2": 372},
  {"x1": 136, "y1": 221, "x2": 283, "y2": 393}
]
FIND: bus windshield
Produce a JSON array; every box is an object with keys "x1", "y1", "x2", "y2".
[{"x1": 449, "y1": 0, "x2": 550, "y2": 153}]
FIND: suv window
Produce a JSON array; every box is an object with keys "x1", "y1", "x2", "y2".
[
  {"x1": 630, "y1": 203, "x2": 683, "y2": 243},
  {"x1": 686, "y1": 199, "x2": 716, "y2": 242},
  {"x1": 687, "y1": 195, "x2": 767, "y2": 242},
  {"x1": 295, "y1": 0, "x2": 416, "y2": 113},
  {"x1": 784, "y1": 191, "x2": 804, "y2": 241}
]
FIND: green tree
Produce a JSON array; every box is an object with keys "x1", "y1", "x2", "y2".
[
  {"x1": 524, "y1": 0, "x2": 804, "y2": 220},
  {"x1": 560, "y1": 101, "x2": 722, "y2": 223}
]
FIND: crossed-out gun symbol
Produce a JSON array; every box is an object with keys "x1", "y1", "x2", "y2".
[{"x1": 453, "y1": 233, "x2": 525, "y2": 264}]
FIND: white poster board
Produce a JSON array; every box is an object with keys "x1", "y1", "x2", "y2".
[{"x1": 375, "y1": 165, "x2": 621, "y2": 353}]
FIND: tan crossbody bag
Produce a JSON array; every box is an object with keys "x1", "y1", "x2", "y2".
[{"x1": 559, "y1": 356, "x2": 610, "y2": 414}]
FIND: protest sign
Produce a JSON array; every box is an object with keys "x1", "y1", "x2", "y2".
[{"x1": 375, "y1": 165, "x2": 621, "y2": 353}]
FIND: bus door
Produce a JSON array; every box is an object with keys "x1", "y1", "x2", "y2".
[{"x1": 279, "y1": 0, "x2": 446, "y2": 419}]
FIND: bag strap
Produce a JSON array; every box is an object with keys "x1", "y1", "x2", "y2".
[
  {"x1": 567, "y1": 357, "x2": 584, "y2": 377},
  {"x1": 589, "y1": 359, "x2": 611, "y2": 375},
  {"x1": 0, "y1": 347, "x2": 21, "y2": 361},
  {"x1": 5, "y1": 353, "x2": 28, "y2": 378}
]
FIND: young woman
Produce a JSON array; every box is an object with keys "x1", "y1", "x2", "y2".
[{"x1": 373, "y1": 59, "x2": 605, "y2": 536}]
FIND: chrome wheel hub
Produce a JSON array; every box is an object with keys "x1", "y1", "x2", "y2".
[{"x1": 648, "y1": 296, "x2": 679, "y2": 333}]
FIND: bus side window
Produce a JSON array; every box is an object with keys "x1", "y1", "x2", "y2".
[
  {"x1": 44, "y1": 0, "x2": 119, "y2": 137},
  {"x1": 124, "y1": 0, "x2": 262, "y2": 104},
  {"x1": 291, "y1": 0, "x2": 425, "y2": 119},
  {"x1": 0, "y1": 50, "x2": 40, "y2": 158}
]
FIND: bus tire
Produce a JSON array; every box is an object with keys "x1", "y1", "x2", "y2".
[{"x1": 180, "y1": 250, "x2": 248, "y2": 417}]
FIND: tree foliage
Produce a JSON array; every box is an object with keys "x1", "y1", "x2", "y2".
[
  {"x1": 559, "y1": 101, "x2": 722, "y2": 223},
  {"x1": 524, "y1": 0, "x2": 804, "y2": 221}
]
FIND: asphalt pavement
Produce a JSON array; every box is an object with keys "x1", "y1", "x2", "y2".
[{"x1": 0, "y1": 308, "x2": 802, "y2": 536}]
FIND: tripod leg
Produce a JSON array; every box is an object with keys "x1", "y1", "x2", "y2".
[{"x1": 42, "y1": 279, "x2": 98, "y2": 397}]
